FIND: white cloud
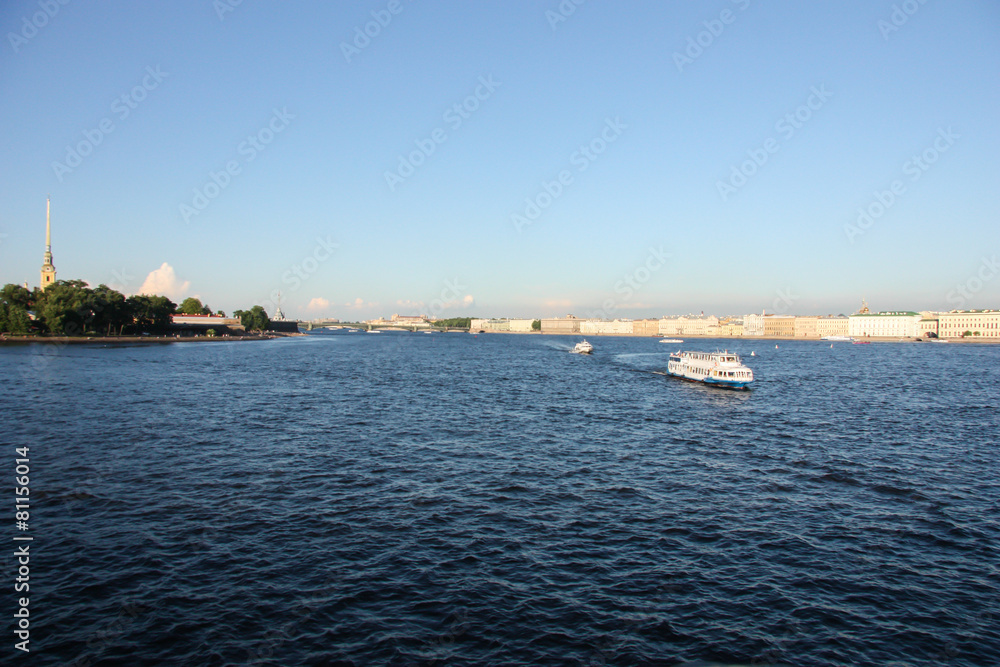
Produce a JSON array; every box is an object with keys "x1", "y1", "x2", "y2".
[
  {"x1": 306, "y1": 297, "x2": 330, "y2": 311},
  {"x1": 137, "y1": 263, "x2": 190, "y2": 300},
  {"x1": 343, "y1": 297, "x2": 378, "y2": 309}
]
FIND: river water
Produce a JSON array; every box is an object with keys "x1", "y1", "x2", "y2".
[{"x1": 3, "y1": 332, "x2": 998, "y2": 665}]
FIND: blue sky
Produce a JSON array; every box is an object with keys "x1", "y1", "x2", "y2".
[{"x1": 2, "y1": 0, "x2": 998, "y2": 320}]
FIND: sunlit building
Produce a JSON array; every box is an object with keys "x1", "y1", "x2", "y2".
[
  {"x1": 816, "y1": 317, "x2": 849, "y2": 338},
  {"x1": 581, "y1": 319, "x2": 633, "y2": 335},
  {"x1": 763, "y1": 315, "x2": 795, "y2": 337},
  {"x1": 540, "y1": 315, "x2": 581, "y2": 334},
  {"x1": 848, "y1": 311, "x2": 922, "y2": 338},
  {"x1": 937, "y1": 310, "x2": 1000, "y2": 338}
]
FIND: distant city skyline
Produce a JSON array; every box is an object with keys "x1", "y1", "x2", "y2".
[{"x1": 2, "y1": 2, "x2": 999, "y2": 320}]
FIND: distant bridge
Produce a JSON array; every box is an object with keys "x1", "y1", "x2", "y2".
[{"x1": 297, "y1": 320, "x2": 468, "y2": 333}]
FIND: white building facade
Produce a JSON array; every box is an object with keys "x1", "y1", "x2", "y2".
[
  {"x1": 848, "y1": 311, "x2": 922, "y2": 338},
  {"x1": 743, "y1": 312, "x2": 765, "y2": 336},
  {"x1": 581, "y1": 319, "x2": 633, "y2": 335}
]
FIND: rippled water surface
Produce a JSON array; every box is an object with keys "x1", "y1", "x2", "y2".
[{"x1": 3, "y1": 333, "x2": 999, "y2": 665}]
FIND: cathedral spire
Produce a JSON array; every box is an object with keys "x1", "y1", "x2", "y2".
[{"x1": 40, "y1": 197, "x2": 56, "y2": 290}]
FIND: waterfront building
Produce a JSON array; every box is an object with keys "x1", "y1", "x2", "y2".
[
  {"x1": 581, "y1": 319, "x2": 633, "y2": 335},
  {"x1": 659, "y1": 315, "x2": 719, "y2": 336},
  {"x1": 658, "y1": 317, "x2": 685, "y2": 336},
  {"x1": 469, "y1": 318, "x2": 515, "y2": 332},
  {"x1": 848, "y1": 311, "x2": 922, "y2": 338},
  {"x1": 718, "y1": 318, "x2": 744, "y2": 337},
  {"x1": 540, "y1": 315, "x2": 581, "y2": 334},
  {"x1": 763, "y1": 315, "x2": 795, "y2": 337},
  {"x1": 508, "y1": 319, "x2": 535, "y2": 333},
  {"x1": 40, "y1": 197, "x2": 56, "y2": 290},
  {"x1": 743, "y1": 311, "x2": 765, "y2": 336},
  {"x1": 391, "y1": 314, "x2": 430, "y2": 328},
  {"x1": 171, "y1": 314, "x2": 241, "y2": 326},
  {"x1": 815, "y1": 316, "x2": 849, "y2": 338},
  {"x1": 632, "y1": 319, "x2": 661, "y2": 337},
  {"x1": 937, "y1": 310, "x2": 1000, "y2": 338},
  {"x1": 794, "y1": 316, "x2": 819, "y2": 338},
  {"x1": 917, "y1": 316, "x2": 939, "y2": 338}
]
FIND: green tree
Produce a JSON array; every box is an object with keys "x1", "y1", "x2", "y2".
[
  {"x1": 432, "y1": 317, "x2": 472, "y2": 328},
  {"x1": 531, "y1": 319, "x2": 541, "y2": 331},
  {"x1": 0, "y1": 300, "x2": 31, "y2": 334},
  {"x1": 91, "y1": 284, "x2": 130, "y2": 335},
  {"x1": 126, "y1": 294, "x2": 177, "y2": 332},
  {"x1": 235, "y1": 305, "x2": 270, "y2": 332},
  {"x1": 178, "y1": 297, "x2": 205, "y2": 315},
  {"x1": 34, "y1": 280, "x2": 93, "y2": 335},
  {"x1": 0, "y1": 284, "x2": 34, "y2": 311}
]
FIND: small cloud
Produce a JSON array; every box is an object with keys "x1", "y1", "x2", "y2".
[
  {"x1": 307, "y1": 297, "x2": 330, "y2": 311},
  {"x1": 343, "y1": 297, "x2": 379, "y2": 309},
  {"x1": 435, "y1": 294, "x2": 474, "y2": 311},
  {"x1": 544, "y1": 299, "x2": 573, "y2": 309},
  {"x1": 138, "y1": 263, "x2": 190, "y2": 300},
  {"x1": 396, "y1": 299, "x2": 425, "y2": 309}
]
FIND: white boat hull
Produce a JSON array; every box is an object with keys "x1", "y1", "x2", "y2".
[{"x1": 666, "y1": 351, "x2": 753, "y2": 389}]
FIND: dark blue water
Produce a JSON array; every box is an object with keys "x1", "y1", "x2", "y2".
[{"x1": 3, "y1": 333, "x2": 998, "y2": 665}]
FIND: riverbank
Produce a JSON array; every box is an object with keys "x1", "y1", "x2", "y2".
[
  {"x1": 0, "y1": 331, "x2": 305, "y2": 345},
  {"x1": 466, "y1": 330, "x2": 999, "y2": 343}
]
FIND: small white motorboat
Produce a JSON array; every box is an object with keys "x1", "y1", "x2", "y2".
[
  {"x1": 659, "y1": 338, "x2": 683, "y2": 344},
  {"x1": 572, "y1": 340, "x2": 594, "y2": 354}
]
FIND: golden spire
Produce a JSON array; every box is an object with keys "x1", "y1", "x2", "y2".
[{"x1": 40, "y1": 197, "x2": 56, "y2": 290}]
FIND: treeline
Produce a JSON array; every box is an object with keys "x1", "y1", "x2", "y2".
[
  {"x1": 0, "y1": 281, "x2": 271, "y2": 336},
  {"x1": 432, "y1": 317, "x2": 473, "y2": 328}
]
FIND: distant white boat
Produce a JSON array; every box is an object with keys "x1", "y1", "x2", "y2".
[
  {"x1": 572, "y1": 340, "x2": 594, "y2": 354},
  {"x1": 822, "y1": 335, "x2": 854, "y2": 342},
  {"x1": 659, "y1": 338, "x2": 683, "y2": 344},
  {"x1": 750, "y1": 351, "x2": 755, "y2": 356}
]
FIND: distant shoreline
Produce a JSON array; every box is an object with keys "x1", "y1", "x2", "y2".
[
  {"x1": 0, "y1": 332, "x2": 305, "y2": 346},
  {"x1": 465, "y1": 330, "x2": 999, "y2": 343}
]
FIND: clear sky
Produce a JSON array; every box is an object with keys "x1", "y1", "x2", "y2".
[{"x1": 2, "y1": 0, "x2": 998, "y2": 320}]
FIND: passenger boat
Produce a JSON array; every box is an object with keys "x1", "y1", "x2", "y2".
[
  {"x1": 666, "y1": 350, "x2": 753, "y2": 389},
  {"x1": 572, "y1": 340, "x2": 594, "y2": 354},
  {"x1": 821, "y1": 335, "x2": 853, "y2": 342},
  {"x1": 659, "y1": 338, "x2": 683, "y2": 344}
]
